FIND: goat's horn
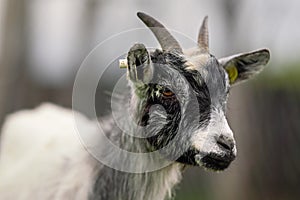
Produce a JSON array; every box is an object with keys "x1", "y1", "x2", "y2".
[
  {"x1": 198, "y1": 16, "x2": 209, "y2": 54},
  {"x1": 137, "y1": 12, "x2": 183, "y2": 54}
]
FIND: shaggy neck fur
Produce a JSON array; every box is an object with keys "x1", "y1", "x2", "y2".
[
  {"x1": 90, "y1": 160, "x2": 182, "y2": 200},
  {"x1": 88, "y1": 115, "x2": 184, "y2": 200}
]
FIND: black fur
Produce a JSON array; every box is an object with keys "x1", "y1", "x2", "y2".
[{"x1": 135, "y1": 50, "x2": 211, "y2": 165}]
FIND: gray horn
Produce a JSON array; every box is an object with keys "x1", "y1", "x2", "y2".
[
  {"x1": 198, "y1": 16, "x2": 209, "y2": 54},
  {"x1": 137, "y1": 12, "x2": 183, "y2": 54}
]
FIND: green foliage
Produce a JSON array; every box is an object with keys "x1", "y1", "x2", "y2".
[{"x1": 255, "y1": 62, "x2": 300, "y2": 90}]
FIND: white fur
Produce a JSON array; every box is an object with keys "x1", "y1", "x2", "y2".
[
  {"x1": 0, "y1": 103, "x2": 95, "y2": 199},
  {"x1": 192, "y1": 109, "x2": 236, "y2": 156}
]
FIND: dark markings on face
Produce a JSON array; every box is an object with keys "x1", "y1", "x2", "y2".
[{"x1": 135, "y1": 50, "x2": 211, "y2": 164}]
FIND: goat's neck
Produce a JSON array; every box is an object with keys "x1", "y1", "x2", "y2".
[
  {"x1": 88, "y1": 115, "x2": 183, "y2": 200},
  {"x1": 90, "y1": 161, "x2": 182, "y2": 200}
]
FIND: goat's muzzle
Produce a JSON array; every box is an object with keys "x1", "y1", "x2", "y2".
[{"x1": 199, "y1": 152, "x2": 236, "y2": 171}]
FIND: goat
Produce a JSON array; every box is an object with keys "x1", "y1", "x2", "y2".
[{"x1": 0, "y1": 12, "x2": 270, "y2": 200}]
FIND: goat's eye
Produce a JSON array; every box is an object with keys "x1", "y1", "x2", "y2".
[{"x1": 162, "y1": 88, "x2": 175, "y2": 97}]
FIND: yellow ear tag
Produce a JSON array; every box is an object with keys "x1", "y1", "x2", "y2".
[
  {"x1": 119, "y1": 59, "x2": 128, "y2": 69},
  {"x1": 226, "y1": 65, "x2": 238, "y2": 84}
]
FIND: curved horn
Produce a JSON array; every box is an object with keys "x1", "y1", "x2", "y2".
[
  {"x1": 198, "y1": 16, "x2": 209, "y2": 54},
  {"x1": 137, "y1": 12, "x2": 183, "y2": 54}
]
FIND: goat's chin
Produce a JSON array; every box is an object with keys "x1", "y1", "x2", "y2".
[
  {"x1": 195, "y1": 153, "x2": 235, "y2": 171},
  {"x1": 175, "y1": 149, "x2": 235, "y2": 171}
]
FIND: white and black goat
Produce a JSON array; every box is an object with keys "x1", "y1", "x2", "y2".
[{"x1": 0, "y1": 12, "x2": 270, "y2": 200}]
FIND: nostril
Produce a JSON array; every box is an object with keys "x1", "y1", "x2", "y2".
[
  {"x1": 217, "y1": 140, "x2": 231, "y2": 151},
  {"x1": 217, "y1": 135, "x2": 234, "y2": 151}
]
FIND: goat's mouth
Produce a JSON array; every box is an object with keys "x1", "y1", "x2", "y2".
[{"x1": 196, "y1": 153, "x2": 235, "y2": 171}]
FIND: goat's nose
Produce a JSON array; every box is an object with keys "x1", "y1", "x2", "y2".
[{"x1": 216, "y1": 135, "x2": 234, "y2": 151}]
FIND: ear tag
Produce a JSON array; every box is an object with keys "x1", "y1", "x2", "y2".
[
  {"x1": 119, "y1": 59, "x2": 128, "y2": 69},
  {"x1": 226, "y1": 65, "x2": 238, "y2": 84}
]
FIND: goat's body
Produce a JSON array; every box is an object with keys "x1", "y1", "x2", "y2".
[
  {"x1": 0, "y1": 11, "x2": 270, "y2": 200},
  {"x1": 0, "y1": 103, "x2": 182, "y2": 200}
]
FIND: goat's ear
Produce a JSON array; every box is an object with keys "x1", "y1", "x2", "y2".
[
  {"x1": 127, "y1": 43, "x2": 153, "y2": 84},
  {"x1": 219, "y1": 49, "x2": 270, "y2": 86}
]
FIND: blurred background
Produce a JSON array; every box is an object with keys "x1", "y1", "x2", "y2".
[{"x1": 1, "y1": 0, "x2": 300, "y2": 199}]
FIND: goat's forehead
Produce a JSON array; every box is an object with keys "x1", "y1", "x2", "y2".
[
  {"x1": 150, "y1": 51, "x2": 228, "y2": 101},
  {"x1": 195, "y1": 57, "x2": 229, "y2": 100}
]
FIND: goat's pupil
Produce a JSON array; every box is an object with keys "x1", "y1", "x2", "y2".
[{"x1": 149, "y1": 85, "x2": 179, "y2": 115}]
